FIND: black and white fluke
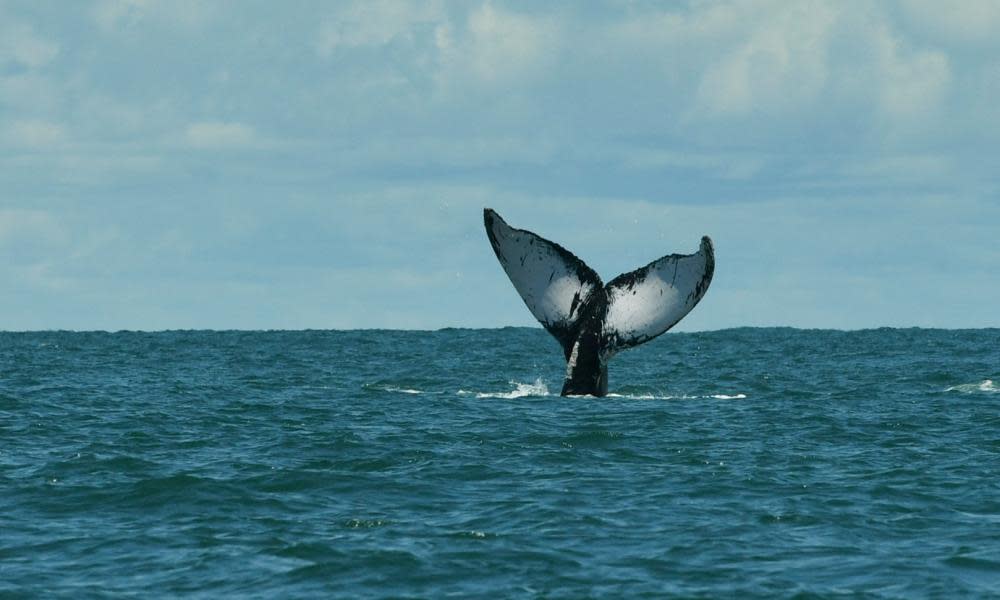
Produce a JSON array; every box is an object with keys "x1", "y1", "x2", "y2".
[{"x1": 484, "y1": 208, "x2": 714, "y2": 397}]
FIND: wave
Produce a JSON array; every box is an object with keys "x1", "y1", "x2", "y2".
[
  {"x1": 606, "y1": 393, "x2": 747, "y2": 400},
  {"x1": 458, "y1": 379, "x2": 552, "y2": 399},
  {"x1": 468, "y1": 381, "x2": 746, "y2": 400},
  {"x1": 945, "y1": 379, "x2": 1000, "y2": 394},
  {"x1": 362, "y1": 383, "x2": 445, "y2": 395},
  {"x1": 366, "y1": 380, "x2": 746, "y2": 400}
]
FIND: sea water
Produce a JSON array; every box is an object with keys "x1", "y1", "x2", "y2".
[{"x1": 1, "y1": 328, "x2": 998, "y2": 598}]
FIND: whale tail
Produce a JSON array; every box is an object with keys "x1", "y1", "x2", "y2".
[
  {"x1": 601, "y1": 233, "x2": 715, "y2": 355},
  {"x1": 484, "y1": 208, "x2": 714, "y2": 395}
]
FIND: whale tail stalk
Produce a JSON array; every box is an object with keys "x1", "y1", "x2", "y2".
[{"x1": 483, "y1": 208, "x2": 714, "y2": 397}]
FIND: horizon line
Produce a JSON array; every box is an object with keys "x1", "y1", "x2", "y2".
[{"x1": 2, "y1": 325, "x2": 998, "y2": 334}]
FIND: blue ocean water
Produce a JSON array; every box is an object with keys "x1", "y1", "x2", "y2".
[{"x1": 1, "y1": 328, "x2": 999, "y2": 598}]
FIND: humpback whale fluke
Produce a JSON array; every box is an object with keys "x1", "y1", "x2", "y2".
[{"x1": 483, "y1": 208, "x2": 714, "y2": 397}]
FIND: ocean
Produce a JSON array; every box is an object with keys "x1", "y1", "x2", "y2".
[{"x1": 2, "y1": 328, "x2": 998, "y2": 598}]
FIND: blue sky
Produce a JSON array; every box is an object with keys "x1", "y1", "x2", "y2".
[{"x1": 2, "y1": 0, "x2": 998, "y2": 331}]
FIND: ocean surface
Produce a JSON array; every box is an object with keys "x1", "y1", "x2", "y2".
[{"x1": 2, "y1": 327, "x2": 999, "y2": 598}]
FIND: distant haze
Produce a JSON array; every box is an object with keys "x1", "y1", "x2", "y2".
[{"x1": 2, "y1": 1, "x2": 998, "y2": 331}]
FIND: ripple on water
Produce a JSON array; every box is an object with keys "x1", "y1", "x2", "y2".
[{"x1": 3, "y1": 328, "x2": 1000, "y2": 597}]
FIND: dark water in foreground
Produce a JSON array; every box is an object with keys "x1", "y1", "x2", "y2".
[{"x1": 2, "y1": 328, "x2": 999, "y2": 598}]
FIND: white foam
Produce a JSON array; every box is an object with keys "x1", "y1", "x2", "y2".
[
  {"x1": 945, "y1": 379, "x2": 1000, "y2": 394},
  {"x1": 364, "y1": 383, "x2": 442, "y2": 395},
  {"x1": 454, "y1": 382, "x2": 746, "y2": 401},
  {"x1": 459, "y1": 379, "x2": 552, "y2": 399},
  {"x1": 606, "y1": 392, "x2": 747, "y2": 400}
]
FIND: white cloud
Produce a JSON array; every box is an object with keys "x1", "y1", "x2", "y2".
[
  {"x1": 662, "y1": 1, "x2": 953, "y2": 136},
  {"x1": 316, "y1": 0, "x2": 444, "y2": 56},
  {"x1": 184, "y1": 122, "x2": 256, "y2": 148},
  {"x1": 0, "y1": 21, "x2": 59, "y2": 69},
  {"x1": 693, "y1": 1, "x2": 837, "y2": 117},
  {"x1": 93, "y1": 0, "x2": 150, "y2": 32},
  {"x1": 0, "y1": 73, "x2": 60, "y2": 112},
  {"x1": 3, "y1": 119, "x2": 66, "y2": 147},
  {"x1": 457, "y1": 3, "x2": 559, "y2": 85},
  {"x1": 898, "y1": 0, "x2": 1000, "y2": 46},
  {"x1": 0, "y1": 209, "x2": 66, "y2": 249},
  {"x1": 872, "y1": 26, "x2": 951, "y2": 122},
  {"x1": 342, "y1": 135, "x2": 557, "y2": 169},
  {"x1": 93, "y1": 0, "x2": 215, "y2": 32},
  {"x1": 315, "y1": 2, "x2": 561, "y2": 94},
  {"x1": 840, "y1": 153, "x2": 954, "y2": 184}
]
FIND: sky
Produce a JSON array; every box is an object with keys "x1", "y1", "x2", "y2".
[{"x1": 2, "y1": 0, "x2": 999, "y2": 331}]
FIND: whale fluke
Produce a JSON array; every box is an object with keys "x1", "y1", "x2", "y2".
[
  {"x1": 484, "y1": 208, "x2": 714, "y2": 396},
  {"x1": 603, "y1": 236, "x2": 715, "y2": 353},
  {"x1": 483, "y1": 208, "x2": 603, "y2": 356}
]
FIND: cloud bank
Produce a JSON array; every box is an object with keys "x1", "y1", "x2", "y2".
[{"x1": 1, "y1": 1, "x2": 998, "y2": 330}]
